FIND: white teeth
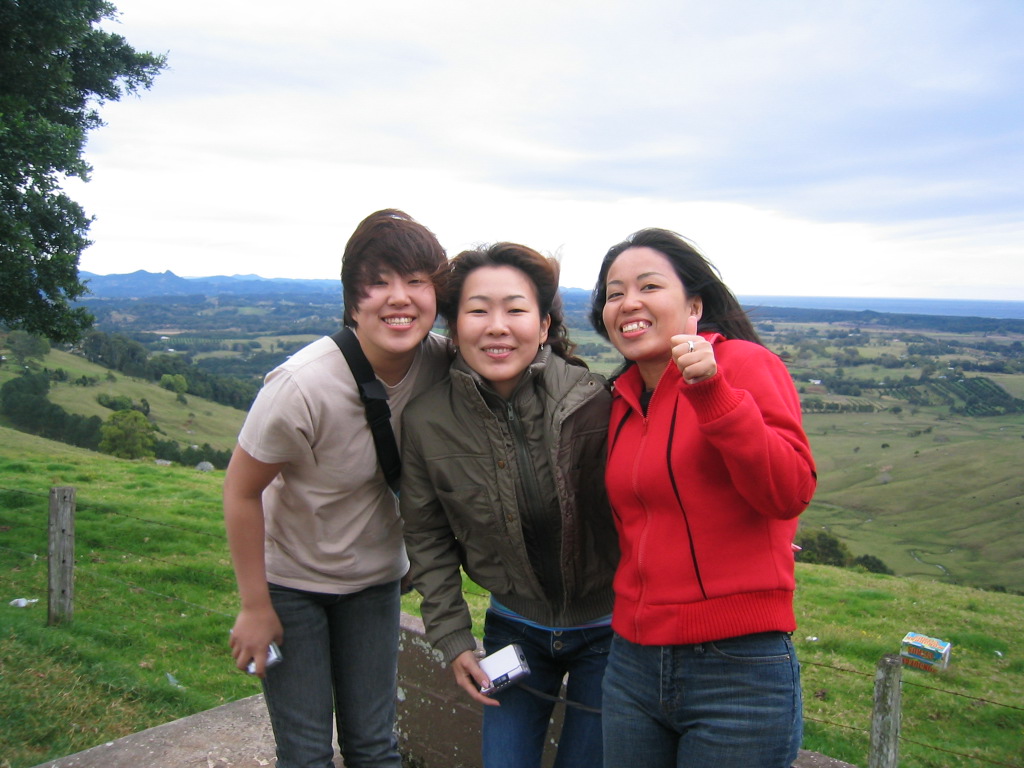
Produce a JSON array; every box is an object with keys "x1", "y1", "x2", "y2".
[
  {"x1": 384, "y1": 317, "x2": 413, "y2": 326},
  {"x1": 484, "y1": 347, "x2": 511, "y2": 354},
  {"x1": 621, "y1": 321, "x2": 648, "y2": 333}
]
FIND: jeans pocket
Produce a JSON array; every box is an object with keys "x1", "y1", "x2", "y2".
[
  {"x1": 705, "y1": 631, "x2": 793, "y2": 664},
  {"x1": 581, "y1": 624, "x2": 613, "y2": 655},
  {"x1": 483, "y1": 610, "x2": 529, "y2": 652}
]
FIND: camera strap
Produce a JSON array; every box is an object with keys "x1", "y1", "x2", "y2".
[
  {"x1": 330, "y1": 326, "x2": 401, "y2": 494},
  {"x1": 518, "y1": 683, "x2": 602, "y2": 714}
]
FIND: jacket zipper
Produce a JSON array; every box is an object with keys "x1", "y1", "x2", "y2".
[
  {"x1": 504, "y1": 399, "x2": 563, "y2": 611},
  {"x1": 626, "y1": 393, "x2": 708, "y2": 639},
  {"x1": 630, "y1": 407, "x2": 652, "y2": 639},
  {"x1": 664, "y1": 400, "x2": 707, "y2": 600}
]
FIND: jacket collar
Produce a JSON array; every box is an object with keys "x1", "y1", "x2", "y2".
[{"x1": 451, "y1": 344, "x2": 552, "y2": 406}]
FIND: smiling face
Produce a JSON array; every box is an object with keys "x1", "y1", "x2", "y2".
[
  {"x1": 454, "y1": 265, "x2": 551, "y2": 400},
  {"x1": 349, "y1": 267, "x2": 437, "y2": 375},
  {"x1": 602, "y1": 246, "x2": 702, "y2": 387}
]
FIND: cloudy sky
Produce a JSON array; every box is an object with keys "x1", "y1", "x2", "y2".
[{"x1": 70, "y1": 0, "x2": 1023, "y2": 299}]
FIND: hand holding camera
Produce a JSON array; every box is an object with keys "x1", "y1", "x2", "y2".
[
  {"x1": 246, "y1": 641, "x2": 283, "y2": 675},
  {"x1": 451, "y1": 644, "x2": 530, "y2": 707}
]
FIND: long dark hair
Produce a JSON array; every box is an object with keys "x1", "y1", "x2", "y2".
[
  {"x1": 590, "y1": 227, "x2": 761, "y2": 345},
  {"x1": 341, "y1": 209, "x2": 447, "y2": 327},
  {"x1": 440, "y1": 242, "x2": 586, "y2": 367}
]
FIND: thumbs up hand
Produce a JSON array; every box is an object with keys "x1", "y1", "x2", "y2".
[{"x1": 670, "y1": 314, "x2": 717, "y2": 384}]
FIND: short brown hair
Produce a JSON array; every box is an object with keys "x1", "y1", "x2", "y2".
[{"x1": 341, "y1": 209, "x2": 446, "y2": 327}]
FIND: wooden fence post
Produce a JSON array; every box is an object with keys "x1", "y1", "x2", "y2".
[
  {"x1": 48, "y1": 486, "x2": 76, "y2": 626},
  {"x1": 868, "y1": 653, "x2": 902, "y2": 768}
]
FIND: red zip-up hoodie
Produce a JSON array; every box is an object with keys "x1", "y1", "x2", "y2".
[{"x1": 606, "y1": 333, "x2": 816, "y2": 646}]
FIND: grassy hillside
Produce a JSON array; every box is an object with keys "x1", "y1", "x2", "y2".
[
  {"x1": 803, "y1": 409, "x2": 1024, "y2": 591},
  {"x1": 1, "y1": 427, "x2": 1022, "y2": 768},
  {"x1": 0, "y1": 347, "x2": 246, "y2": 452},
  {"x1": 3, "y1": 332, "x2": 1023, "y2": 592}
]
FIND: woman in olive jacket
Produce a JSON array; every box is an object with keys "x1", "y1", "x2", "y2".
[{"x1": 400, "y1": 243, "x2": 617, "y2": 768}]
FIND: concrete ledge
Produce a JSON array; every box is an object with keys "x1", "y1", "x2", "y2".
[
  {"x1": 32, "y1": 612, "x2": 857, "y2": 768},
  {"x1": 31, "y1": 694, "x2": 285, "y2": 768}
]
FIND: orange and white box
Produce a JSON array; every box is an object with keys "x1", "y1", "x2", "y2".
[{"x1": 900, "y1": 632, "x2": 951, "y2": 672}]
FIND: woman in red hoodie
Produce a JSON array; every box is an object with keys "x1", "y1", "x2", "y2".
[{"x1": 589, "y1": 228, "x2": 817, "y2": 768}]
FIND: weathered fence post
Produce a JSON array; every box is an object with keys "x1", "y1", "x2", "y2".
[
  {"x1": 868, "y1": 653, "x2": 902, "y2": 768},
  {"x1": 48, "y1": 486, "x2": 76, "y2": 626}
]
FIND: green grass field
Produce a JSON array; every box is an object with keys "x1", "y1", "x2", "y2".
[
  {"x1": 3, "y1": 330, "x2": 1022, "y2": 592},
  {"x1": 1, "y1": 427, "x2": 1022, "y2": 768},
  {"x1": 802, "y1": 408, "x2": 1024, "y2": 591}
]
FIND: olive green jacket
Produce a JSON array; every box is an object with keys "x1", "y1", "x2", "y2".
[{"x1": 399, "y1": 348, "x2": 617, "y2": 663}]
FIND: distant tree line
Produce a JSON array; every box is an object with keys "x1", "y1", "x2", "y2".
[
  {"x1": 748, "y1": 307, "x2": 1024, "y2": 335},
  {"x1": 82, "y1": 294, "x2": 340, "y2": 336},
  {"x1": 799, "y1": 373, "x2": 1024, "y2": 416},
  {"x1": 0, "y1": 372, "x2": 102, "y2": 450},
  {"x1": 80, "y1": 331, "x2": 260, "y2": 409},
  {"x1": 0, "y1": 370, "x2": 232, "y2": 467},
  {"x1": 795, "y1": 529, "x2": 1023, "y2": 595},
  {"x1": 795, "y1": 530, "x2": 894, "y2": 575}
]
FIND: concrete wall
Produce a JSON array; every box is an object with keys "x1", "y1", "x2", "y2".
[
  {"x1": 395, "y1": 613, "x2": 563, "y2": 767},
  {"x1": 32, "y1": 612, "x2": 855, "y2": 768}
]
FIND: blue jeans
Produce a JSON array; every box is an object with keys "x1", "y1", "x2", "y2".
[
  {"x1": 262, "y1": 581, "x2": 403, "y2": 768},
  {"x1": 482, "y1": 610, "x2": 611, "y2": 768},
  {"x1": 602, "y1": 631, "x2": 802, "y2": 768}
]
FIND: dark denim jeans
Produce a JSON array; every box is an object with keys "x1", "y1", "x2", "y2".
[
  {"x1": 481, "y1": 610, "x2": 612, "y2": 768},
  {"x1": 602, "y1": 631, "x2": 802, "y2": 768},
  {"x1": 262, "y1": 581, "x2": 403, "y2": 768}
]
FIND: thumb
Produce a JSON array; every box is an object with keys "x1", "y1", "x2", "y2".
[{"x1": 684, "y1": 313, "x2": 698, "y2": 337}]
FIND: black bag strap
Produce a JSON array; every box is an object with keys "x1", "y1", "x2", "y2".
[{"x1": 330, "y1": 327, "x2": 401, "y2": 494}]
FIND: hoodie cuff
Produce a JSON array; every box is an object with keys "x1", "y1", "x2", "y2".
[
  {"x1": 435, "y1": 629, "x2": 478, "y2": 665},
  {"x1": 679, "y1": 372, "x2": 745, "y2": 424}
]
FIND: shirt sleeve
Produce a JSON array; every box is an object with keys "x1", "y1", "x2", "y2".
[{"x1": 237, "y1": 368, "x2": 317, "y2": 466}]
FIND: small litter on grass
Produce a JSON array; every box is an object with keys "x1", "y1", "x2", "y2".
[
  {"x1": 9, "y1": 598, "x2": 39, "y2": 607},
  {"x1": 166, "y1": 672, "x2": 186, "y2": 689}
]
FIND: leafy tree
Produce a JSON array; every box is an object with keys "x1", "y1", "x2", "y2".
[
  {"x1": 0, "y1": 0, "x2": 166, "y2": 342},
  {"x1": 852, "y1": 554, "x2": 894, "y2": 575},
  {"x1": 0, "y1": 371, "x2": 101, "y2": 447},
  {"x1": 81, "y1": 330, "x2": 150, "y2": 374},
  {"x1": 159, "y1": 373, "x2": 188, "y2": 395},
  {"x1": 96, "y1": 392, "x2": 133, "y2": 411},
  {"x1": 0, "y1": 371, "x2": 51, "y2": 427},
  {"x1": 6, "y1": 330, "x2": 50, "y2": 365},
  {"x1": 795, "y1": 530, "x2": 853, "y2": 567},
  {"x1": 99, "y1": 408, "x2": 155, "y2": 459}
]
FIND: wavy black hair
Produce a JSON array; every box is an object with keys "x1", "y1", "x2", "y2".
[
  {"x1": 440, "y1": 242, "x2": 586, "y2": 367},
  {"x1": 590, "y1": 227, "x2": 761, "y2": 345}
]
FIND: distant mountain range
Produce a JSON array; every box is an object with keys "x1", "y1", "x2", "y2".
[
  {"x1": 79, "y1": 270, "x2": 343, "y2": 298},
  {"x1": 79, "y1": 269, "x2": 595, "y2": 302},
  {"x1": 79, "y1": 270, "x2": 1024, "y2": 320}
]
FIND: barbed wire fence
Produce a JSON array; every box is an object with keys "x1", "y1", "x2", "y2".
[{"x1": 1, "y1": 484, "x2": 1021, "y2": 768}]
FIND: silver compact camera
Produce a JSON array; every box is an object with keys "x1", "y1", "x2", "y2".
[
  {"x1": 247, "y1": 641, "x2": 283, "y2": 675},
  {"x1": 478, "y1": 643, "x2": 530, "y2": 695}
]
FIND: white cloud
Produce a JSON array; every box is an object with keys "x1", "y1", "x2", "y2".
[{"x1": 72, "y1": 0, "x2": 1024, "y2": 300}]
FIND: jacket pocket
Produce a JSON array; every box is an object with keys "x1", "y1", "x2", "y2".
[{"x1": 436, "y1": 483, "x2": 516, "y2": 595}]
